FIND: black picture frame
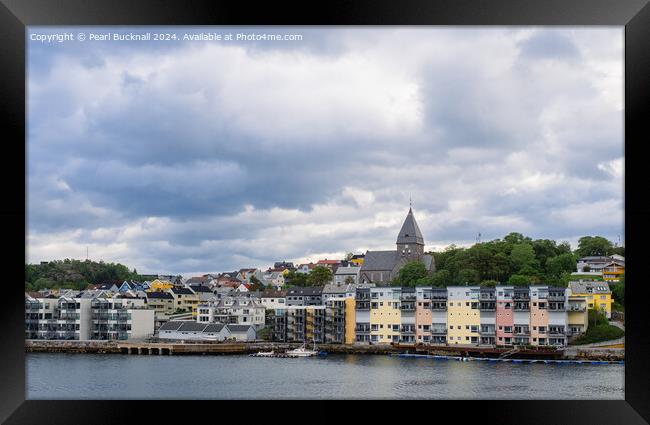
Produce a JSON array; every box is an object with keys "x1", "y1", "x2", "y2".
[{"x1": 1, "y1": 0, "x2": 649, "y2": 423}]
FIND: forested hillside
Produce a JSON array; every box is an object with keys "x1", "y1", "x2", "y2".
[{"x1": 25, "y1": 259, "x2": 142, "y2": 291}]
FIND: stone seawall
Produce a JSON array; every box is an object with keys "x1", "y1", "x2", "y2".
[{"x1": 25, "y1": 340, "x2": 624, "y2": 361}]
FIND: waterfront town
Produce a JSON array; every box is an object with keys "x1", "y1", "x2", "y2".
[{"x1": 25, "y1": 208, "x2": 624, "y2": 353}]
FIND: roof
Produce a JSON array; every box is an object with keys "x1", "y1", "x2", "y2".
[
  {"x1": 146, "y1": 291, "x2": 174, "y2": 300},
  {"x1": 322, "y1": 283, "x2": 349, "y2": 294},
  {"x1": 159, "y1": 321, "x2": 185, "y2": 331},
  {"x1": 170, "y1": 287, "x2": 195, "y2": 295},
  {"x1": 286, "y1": 287, "x2": 323, "y2": 296},
  {"x1": 317, "y1": 259, "x2": 340, "y2": 265},
  {"x1": 186, "y1": 276, "x2": 207, "y2": 284},
  {"x1": 396, "y1": 207, "x2": 424, "y2": 245},
  {"x1": 227, "y1": 324, "x2": 255, "y2": 333},
  {"x1": 360, "y1": 250, "x2": 398, "y2": 271},
  {"x1": 189, "y1": 285, "x2": 213, "y2": 293},
  {"x1": 261, "y1": 290, "x2": 287, "y2": 298},
  {"x1": 178, "y1": 322, "x2": 210, "y2": 332},
  {"x1": 335, "y1": 265, "x2": 360, "y2": 275},
  {"x1": 204, "y1": 323, "x2": 226, "y2": 333},
  {"x1": 569, "y1": 281, "x2": 611, "y2": 294}
]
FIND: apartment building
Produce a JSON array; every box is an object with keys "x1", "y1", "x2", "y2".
[
  {"x1": 369, "y1": 287, "x2": 401, "y2": 344},
  {"x1": 196, "y1": 297, "x2": 266, "y2": 329},
  {"x1": 25, "y1": 292, "x2": 154, "y2": 341},
  {"x1": 168, "y1": 287, "x2": 200, "y2": 317},
  {"x1": 447, "y1": 286, "x2": 481, "y2": 345},
  {"x1": 569, "y1": 281, "x2": 613, "y2": 319},
  {"x1": 145, "y1": 291, "x2": 175, "y2": 324},
  {"x1": 91, "y1": 296, "x2": 155, "y2": 340}
]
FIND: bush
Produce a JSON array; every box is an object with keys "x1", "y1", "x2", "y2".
[{"x1": 571, "y1": 324, "x2": 624, "y2": 345}]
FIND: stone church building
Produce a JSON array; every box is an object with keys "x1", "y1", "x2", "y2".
[{"x1": 359, "y1": 207, "x2": 435, "y2": 284}]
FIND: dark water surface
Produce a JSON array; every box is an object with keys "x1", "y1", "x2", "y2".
[{"x1": 26, "y1": 353, "x2": 624, "y2": 399}]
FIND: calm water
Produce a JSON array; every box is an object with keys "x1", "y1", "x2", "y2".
[{"x1": 26, "y1": 353, "x2": 624, "y2": 399}]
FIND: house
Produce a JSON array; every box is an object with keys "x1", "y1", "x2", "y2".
[
  {"x1": 187, "y1": 284, "x2": 215, "y2": 302},
  {"x1": 215, "y1": 273, "x2": 242, "y2": 288},
  {"x1": 349, "y1": 254, "x2": 365, "y2": 266},
  {"x1": 196, "y1": 297, "x2": 266, "y2": 329},
  {"x1": 296, "y1": 263, "x2": 317, "y2": 274},
  {"x1": 569, "y1": 281, "x2": 613, "y2": 318},
  {"x1": 90, "y1": 282, "x2": 120, "y2": 292},
  {"x1": 316, "y1": 259, "x2": 341, "y2": 271},
  {"x1": 334, "y1": 265, "x2": 361, "y2": 285},
  {"x1": 236, "y1": 283, "x2": 250, "y2": 293},
  {"x1": 147, "y1": 279, "x2": 174, "y2": 292},
  {"x1": 273, "y1": 261, "x2": 295, "y2": 271},
  {"x1": 158, "y1": 321, "x2": 231, "y2": 342},
  {"x1": 168, "y1": 287, "x2": 200, "y2": 317},
  {"x1": 238, "y1": 268, "x2": 264, "y2": 284},
  {"x1": 286, "y1": 287, "x2": 323, "y2": 306},
  {"x1": 157, "y1": 321, "x2": 256, "y2": 342},
  {"x1": 186, "y1": 276, "x2": 209, "y2": 286},
  {"x1": 260, "y1": 289, "x2": 287, "y2": 309},
  {"x1": 226, "y1": 324, "x2": 258, "y2": 342},
  {"x1": 359, "y1": 207, "x2": 435, "y2": 284},
  {"x1": 145, "y1": 291, "x2": 175, "y2": 323},
  {"x1": 575, "y1": 256, "x2": 625, "y2": 282},
  {"x1": 262, "y1": 269, "x2": 286, "y2": 288}
]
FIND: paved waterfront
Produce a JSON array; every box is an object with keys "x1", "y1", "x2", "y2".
[{"x1": 27, "y1": 353, "x2": 624, "y2": 399}]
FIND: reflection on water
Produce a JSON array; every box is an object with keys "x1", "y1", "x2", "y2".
[{"x1": 26, "y1": 353, "x2": 624, "y2": 400}]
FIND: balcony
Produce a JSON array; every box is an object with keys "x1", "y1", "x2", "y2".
[
  {"x1": 400, "y1": 302, "x2": 416, "y2": 312},
  {"x1": 513, "y1": 302, "x2": 530, "y2": 311},
  {"x1": 480, "y1": 327, "x2": 496, "y2": 335},
  {"x1": 547, "y1": 292, "x2": 565, "y2": 302},
  {"x1": 430, "y1": 302, "x2": 447, "y2": 311},
  {"x1": 479, "y1": 291, "x2": 496, "y2": 301},
  {"x1": 400, "y1": 294, "x2": 416, "y2": 302},
  {"x1": 479, "y1": 302, "x2": 496, "y2": 311},
  {"x1": 548, "y1": 302, "x2": 566, "y2": 311},
  {"x1": 514, "y1": 328, "x2": 530, "y2": 336},
  {"x1": 355, "y1": 301, "x2": 370, "y2": 310},
  {"x1": 568, "y1": 304, "x2": 586, "y2": 312},
  {"x1": 512, "y1": 293, "x2": 530, "y2": 301},
  {"x1": 400, "y1": 326, "x2": 416, "y2": 334},
  {"x1": 430, "y1": 327, "x2": 447, "y2": 335}
]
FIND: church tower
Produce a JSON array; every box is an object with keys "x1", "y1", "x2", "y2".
[{"x1": 396, "y1": 207, "x2": 425, "y2": 261}]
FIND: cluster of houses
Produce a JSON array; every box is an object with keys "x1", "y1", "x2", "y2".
[{"x1": 25, "y1": 208, "x2": 620, "y2": 348}]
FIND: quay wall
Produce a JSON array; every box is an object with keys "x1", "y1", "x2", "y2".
[{"x1": 25, "y1": 340, "x2": 624, "y2": 361}]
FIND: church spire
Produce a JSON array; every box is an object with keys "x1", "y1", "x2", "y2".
[{"x1": 396, "y1": 206, "x2": 424, "y2": 246}]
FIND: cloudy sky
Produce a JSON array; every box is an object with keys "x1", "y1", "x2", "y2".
[{"x1": 27, "y1": 27, "x2": 624, "y2": 276}]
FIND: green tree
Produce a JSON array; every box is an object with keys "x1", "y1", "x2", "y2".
[
  {"x1": 306, "y1": 266, "x2": 332, "y2": 286},
  {"x1": 344, "y1": 276, "x2": 355, "y2": 285},
  {"x1": 507, "y1": 274, "x2": 529, "y2": 286},
  {"x1": 480, "y1": 279, "x2": 499, "y2": 288},
  {"x1": 503, "y1": 232, "x2": 532, "y2": 246},
  {"x1": 457, "y1": 268, "x2": 480, "y2": 285},
  {"x1": 392, "y1": 261, "x2": 429, "y2": 287},
  {"x1": 546, "y1": 253, "x2": 577, "y2": 277},
  {"x1": 285, "y1": 270, "x2": 307, "y2": 287},
  {"x1": 510, "y1": 243, "x2": 536, "y2": 271},
  {"x1": 575, "y1": 236, "x2": 614, "y2": 257},
  {"x1": 431, "y1": 269, "x2": 452, "y2": 287}
]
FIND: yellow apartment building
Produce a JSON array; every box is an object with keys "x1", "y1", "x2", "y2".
[
  {"x1": 446, "y1": 286, "x2": 481, "y2": 345},
  {"x1": 370, "y1": 289, "x2": 401, "y2": 344},
  {"x1": 569, "y1": 281, "x2": 613, "y2": 319}
]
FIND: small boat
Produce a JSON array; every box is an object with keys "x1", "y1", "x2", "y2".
[
  {"x1": 285, "y1": 339, "x2": 319, "y2": 357},
  {"x1": 250, "y1": 350, "x2": 277, "y2": 357}
]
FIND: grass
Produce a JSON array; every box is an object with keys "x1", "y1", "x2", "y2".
[{"x1": 570, "y1": 323, "x2": 625, "y2": 345}]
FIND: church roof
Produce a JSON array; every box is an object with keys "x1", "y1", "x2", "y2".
[
  {"x1": 396, "y1": 207, "x2": 424, "y2": 245},
  {"x1": 361, "y1": 250, "x2": 399, "y2": 271}
]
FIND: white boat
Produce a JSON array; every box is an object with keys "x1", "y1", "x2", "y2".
[
  {"x1": 285, "y1": 340, "x2": 319, "y2": 357},
  {"x1": 251, "y1": 350, "x2": 276, "y2": 357}
]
